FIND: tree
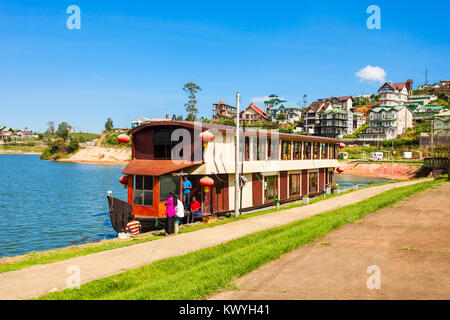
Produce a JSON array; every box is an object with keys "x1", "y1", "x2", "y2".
[
  {"x1": 46, "y1": 121, "x2": 55, "y2": 136},
  {"x1": 56, "y1": 122, "x2": 71, "y2": 141},
  {"x1": 105, "y1": 117, "x2": 114, "y2": 132},
  {"x1": 183, "y1": 82, "x2": 202, "y2": 121}
]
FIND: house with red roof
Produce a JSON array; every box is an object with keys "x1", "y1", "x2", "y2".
[
  {"x1": 378, "y1": 79, "x2": 413, "y2": 107},
  {"x1": 240, "y1": 103, "x2": 270, "y2": 125}
]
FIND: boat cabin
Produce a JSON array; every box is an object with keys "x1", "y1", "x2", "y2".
[{"x1": 120, "y1": 121, "x2": 341, "y2": 223}]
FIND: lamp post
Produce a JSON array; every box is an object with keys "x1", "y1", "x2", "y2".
[{"x1": 235, "y1": 92, "x2": 240, "y2": 217}]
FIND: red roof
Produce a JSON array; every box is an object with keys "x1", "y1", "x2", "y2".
[
  {"x1": 122, "y1": 159, "x2": 200, "y2": 176},
  {"x1": 245, "y1": 103, "x2": 269, "y2": 120}
]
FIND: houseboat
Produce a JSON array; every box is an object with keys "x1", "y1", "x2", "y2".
[{"x1": 111, "y1": 121, "x2": 342, "y2": 230}]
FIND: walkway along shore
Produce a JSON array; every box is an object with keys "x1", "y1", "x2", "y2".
[{"x1": 0, "y1": 178, "x2": 433, "y2": 300}]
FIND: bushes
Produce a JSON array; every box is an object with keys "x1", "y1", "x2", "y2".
[
  {"x1": 381, "y1": 137, "x2": 419, "y2": 148},
  {"x1": 40, "y1": 137, "x2": 79, "y2": 160}
]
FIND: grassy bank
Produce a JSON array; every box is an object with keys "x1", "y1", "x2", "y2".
[
  {"x1": 0, "y1": 179, "x2": 397, "y2": 274},
  {"x1": 38, "y1": 179, "x2": 443, "y2": 300},
  {"x1": 0, "y1": 144, "x2": 45, "y2": 153}
]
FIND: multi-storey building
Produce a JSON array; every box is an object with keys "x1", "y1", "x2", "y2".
[
  {"x1": 269, "y1": 102, "x2": 302, "y2": 124},
  {"x1": 240, "y1": 103, "x2": 270, "y2": 125},
  {"x1": 413, "y1": 105, "x2": 444, "y2": 123},
  {"x1": 378, "y1": 80, "x2": 413, "y2": 107},
  {"x1": 320, "y1": 109, "x2": 353, "y2": 138},
  {"x1": 433, "y1": 110, "x2": 450, "y2": 135},
  {"x1": 303, "y1": 99, "x2": 332, "y2": 134},
  {"x1": 360, "y1": 106, "x2": 413, "y2": 141},
  {"x1": 212, "y1": 100, "x2": 237, "y2": 121},
  {"x1": 263, "y1": 94, "x2": 286, "y2": 113}
]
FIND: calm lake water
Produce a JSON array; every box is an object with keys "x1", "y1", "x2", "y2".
[
  {"x1": 0, "y1": 154, "x2": 390, "y2": 258},
  {"x1": 335, "y1": 174, "x2": 391, "y2": 190},
  {"x1": 0, "y1": 154, "x2": 126, "y2": 258}
]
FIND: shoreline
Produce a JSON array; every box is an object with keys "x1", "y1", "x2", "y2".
[
  {"x1": 0, "y1": 150, "x2": 41, "y2": 155},
  {"x1": 57, "y1": 159, "x2": 129, "y2": 165},
  {"x1": 341, "y1": 161, "x2": 421, "y2": 180}
]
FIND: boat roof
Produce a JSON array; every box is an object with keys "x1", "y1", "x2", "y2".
[{"x1": 129, "y1": 121, "x2": 341, "y2": 143}]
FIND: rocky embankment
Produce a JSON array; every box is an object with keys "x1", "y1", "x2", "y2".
[
  {"x1": 341, "y1": 161, "x2": 421, "y2": 180},
  {"x1": 60, "y1": 146, "x2": 131, "y2": 164}
]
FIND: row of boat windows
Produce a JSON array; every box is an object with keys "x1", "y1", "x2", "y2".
[
  {"x1": 133, "y1": 171, "x2": 334, "y2": 207},
  {"x1": 241, "y1": 139, "x2": 339, "y2": 161}
]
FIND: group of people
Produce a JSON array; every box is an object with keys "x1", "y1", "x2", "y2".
[
  {"x1": 119, "y1": 177, "x2": 203, "y2": 238},
  {"x1": 164, "y1": 176, "x2": 202, "y2": 236}
]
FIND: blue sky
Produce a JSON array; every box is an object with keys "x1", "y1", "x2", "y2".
[{"x1": 1, "y1": 0, "x2": 449, "y2": 133}]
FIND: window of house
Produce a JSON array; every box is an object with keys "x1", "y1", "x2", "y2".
[
  {"x1": 159, "y1": 175, "x2": 180, "y2": 202},
  {"x1": 313, "y1": 142, "x2": 320, "y2": 159},
  {"x1": 289, "y1": 174, "x2": 301, "y2": 197},
  {"x1": 293, "y1": 142, "x2": 301, "y2": 159},
  {"x1": 281, "y1": 140, "x2": 291, "y2": 160},
  {"x1": 264, "y1": 175, "x2": 278, "y2": 202},
  {"x1": 133, "y1": 175, "x2": 153, "y2": 206},
  {"x1": 309, "y1": 172, "x2": 318, "y2": 194},
  {"x1": 303, "y1": 142, "x2": 311, "y2": 159}
]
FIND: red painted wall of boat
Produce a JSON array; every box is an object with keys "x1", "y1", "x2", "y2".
[
  {"x1": 280, "y1": 171, "x2": 288, "y2": 200},
  {"x1": 252, "y1": 173, "x2": 263, "y2": 206},
  {"x1": 301, "y1": 170, "x2": 308, "y2": 196}
]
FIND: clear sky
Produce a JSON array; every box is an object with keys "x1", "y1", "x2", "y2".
[{"x1": 1, "y1": 0, "x2": 449, "y2": 133}]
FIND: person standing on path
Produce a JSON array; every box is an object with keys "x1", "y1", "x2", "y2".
[
  {"x1": 182, "y1": 176, "x2": 192, "y2": 213},
  {"x1": 165, "y1": 192, "x2": 176, "y2": 236}
]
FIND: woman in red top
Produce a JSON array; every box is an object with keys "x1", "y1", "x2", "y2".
[{"x1": 165, "y1": 192, "x2": 176, "y2": 235}]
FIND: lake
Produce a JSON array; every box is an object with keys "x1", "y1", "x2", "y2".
[
  {"x1": 335, "y1": 174, "x2": 391, "y2": 190},
  {"x1": 0, "y1": 154, "x2": 126, "y2": 258},
  {"x1": 0, "y1": 155, "x2": 391, "y2": 258}
]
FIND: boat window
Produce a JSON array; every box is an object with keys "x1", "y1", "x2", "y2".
[
  {"x1": 133, "y1": 175, "x2": 153, "y2": 206},
  {"x1": 293, "y1": 142, "x2": 301, "y2": 160},
  {"x1": 313, "y1": 143, "x2": 320, "y2": 159},
  {"x1": 257, "y1": 137, "x2": 266, "y2": 160},
  {"x1": 245, "y1": 136, "x2": 250, "y2": 161},
  {"x1": 309, "y1": 172, "x2": 318, "y2": 194},
  {"x1": 160, "y1": 175, "x2": 180, "y2": 202},
  {"x1": 303, "y1": 142, "x2": 311, "y2": 159},
  {"x1": 250, "y1": 137, "x2": 257, "y2": 161},
  {"x1": 264, "y1": 175, "x2": 278, "y2": 202},
  {"x1": 268, "y1": 138, "x2": 279, "y2": 160},
  {"x1": 153, "y1": 130, "x2": 184, "y2": 160},
  {"x1": 281, "y1": 140, "x2": 291, "y2": 160},
  {"x1": 289, "y1": 174, "x2": 301, "y2": 197}
]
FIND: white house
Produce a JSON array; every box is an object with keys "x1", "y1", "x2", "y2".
[
  {"x1": 269, "y1": 102, "x2": 302, "y2": 124},
  {"x1": 360, "y1": 106, "x2": 413, "y2": 141},
  {"x1": 378, "y1": 80, "x2": 413, "y2": 107}
]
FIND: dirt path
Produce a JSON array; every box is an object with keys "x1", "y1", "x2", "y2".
[
  {"x1": 210, "y1": 184, "x2": 450, "y2": 300},
  {"x1": 0, "y1": 179, "x2": 434, "y2": 299}
]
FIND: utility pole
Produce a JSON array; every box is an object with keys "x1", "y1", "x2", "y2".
[
  {"x1": 234, "y1": 92, "x2": 240, "y2": 217},
  {"x1": 431, "y1": 119, "x2": 435, "y2": 181}
]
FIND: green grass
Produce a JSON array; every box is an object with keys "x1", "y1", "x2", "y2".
[
  {"x1": 0, "y1": 179, "x2": 397, "y2": 274},
  {"x1": 37, "y1": 179, "x2": 443, "y2": 300},
  {"x1": 0, "y1": 144, "x2": 45, "y2": 153}
]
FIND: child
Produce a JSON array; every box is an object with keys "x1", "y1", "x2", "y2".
[{"x1": 126, "y1": 214, "x2": 141, "y2": 237}]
